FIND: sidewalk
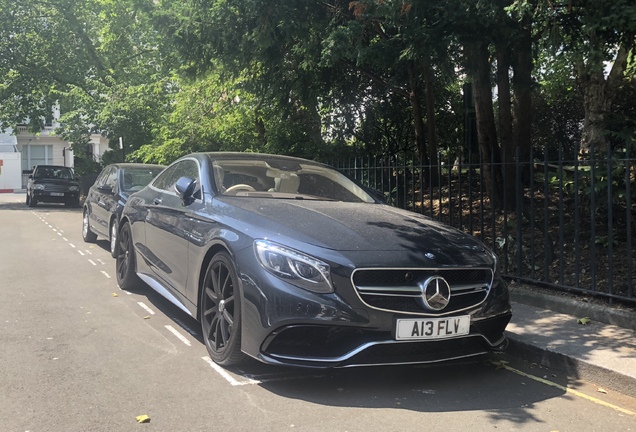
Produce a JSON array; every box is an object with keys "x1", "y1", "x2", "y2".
[{"x1": 506, "y1": 283, "x2": 636, "y2": 398}]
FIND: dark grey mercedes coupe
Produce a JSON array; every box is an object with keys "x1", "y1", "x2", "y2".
[{"x1": 116, "y1": 152, "x2": 511, "y2": 368}]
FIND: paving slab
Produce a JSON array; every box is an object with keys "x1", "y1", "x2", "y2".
[{"x1": 506, "y1": 298, "x2": 636, "y2": 398}]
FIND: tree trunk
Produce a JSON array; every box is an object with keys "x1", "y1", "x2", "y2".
[
  {"x1": 407, "y1": 61, "x2": 427, "y2": 162},
  {"x1": 579, "y1": 68, "x2": 611, "y2": 154},
  {"x1": 512, "y1": 18, "x2": 533, "y2": 182},
  {"x1": 496, "y1": 43, "x2": 515, "y2": 210},
  {"x1": 578, "y1": 42, "x2": 629, "y2": 155},
  {"x1": 422, "y1": 57, "x2": 439, "y2": 186},
  {"x1": 465, "y1": 40, "x2": 504, "y2": 210}
]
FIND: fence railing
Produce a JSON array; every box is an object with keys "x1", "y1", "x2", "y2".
[{"x1": 330, "y1": 148, "x2": 635, "y2": 305}]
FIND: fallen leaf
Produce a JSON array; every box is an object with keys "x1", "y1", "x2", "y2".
[
  {"x1": 577, "y1": 317, "x2": 590, "y2": 325},
  {"x1": 112, "y1": 293, "x2": 119, "y2": 297},
  {"x1": 144, "y1": 316, "x2": 151, "y2": 320},
  {"x1": 136, "y1": 415, "x2": 151, "y2": 423},
  {"x1": 597, "y1": 388, "x2": 608, "y2": 394}
]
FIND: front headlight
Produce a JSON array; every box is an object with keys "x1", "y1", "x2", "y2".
[
  {"x1": 492, "y1": 251, "x2": 502, "y2": 281},
  {"x1": 69, "y1": 186, "x2": 79, "y2": 191},
  {"x1": 33, "y1": 184, "x2": 45, "y2": 190},
  {"x1": 254, "y1": 240, "x2": 333, "y2": 293}
]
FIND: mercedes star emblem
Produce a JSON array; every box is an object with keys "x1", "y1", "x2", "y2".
[{"x1": 420, "y1": 276, "x2": 451, "y2": 311}]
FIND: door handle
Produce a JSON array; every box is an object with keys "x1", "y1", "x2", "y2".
[{"x1": 153, "y1": 198, "x2": 162, "y2": 205}]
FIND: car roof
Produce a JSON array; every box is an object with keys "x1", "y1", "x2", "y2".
[
  {"x1": 190, "y1": 152, "x2": 327, "y2": 167},
  {"x1": 109, "y1": 163, "x2": 166, "y2": 170},
  {"x1": 34, "y1": 165, "x2": 71, "y2": 169}
]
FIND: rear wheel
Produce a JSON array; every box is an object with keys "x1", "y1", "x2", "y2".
[
  {"x1": 116, "y1": 222, "x2": 140, "y2": 290},
  {"x1": 200, "y1": 252, "x2": 245, "y2": 366},
  {"x1": 82, "y1": 209, "x2": 98, "y2": 242}
]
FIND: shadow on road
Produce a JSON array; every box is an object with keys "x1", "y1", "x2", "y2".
[
  {"x1": 128, "y1": 274, "x2": 565, "y2": 426},
  {"x1": 0, "y1": 201, "x2": 82, "y2": 212}
]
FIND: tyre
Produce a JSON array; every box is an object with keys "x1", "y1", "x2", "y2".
[
  {"x1": 25, "y1": 194, "x2": 29, "y2": 205},
  {"x1": 82, "y1": 209, "x2": 98, "y2": 242},
  {"x1": 109, "y1": 218, "x2": 119, "y2": 258},
  {"x1": 27, "y1": 193, "x2": 37, "y2": 207},
  {"x1": 116, "y1": 222, "x2": 140, "y2": 290},
  {"x1": 200, "y1": 252, "x2": 246, "y2": 366}
]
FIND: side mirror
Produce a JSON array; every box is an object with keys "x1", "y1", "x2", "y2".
[
  {"x1": 97, "y1": 185, "x2": 114, "y2": 194},
  {"x1": 175, "y1": 176, "x2": 197, "y2": 204}
]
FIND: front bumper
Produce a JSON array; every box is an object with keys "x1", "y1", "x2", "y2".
[
  {"x1": 33, "y1": 190, "x2": 79, "y2": 203},
  {"x1": 236, "y1": 248, "x2": 512, "y2": 368}
]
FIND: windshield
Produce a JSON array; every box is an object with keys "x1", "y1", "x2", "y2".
[
  {"x1": 121, "y1": 167, "x2": 164, "y2": 192},
  {"x1": 34, "y1": 166, "x2": 74, "y2": 180},
  {"x1": 212, "y1": 158, "x2": 375, "y2": 203}
]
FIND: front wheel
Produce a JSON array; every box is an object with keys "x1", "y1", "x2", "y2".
[
  {"x1": 116, "y1": 222, "x2": 140, "y2": 290},
  {"x1": 200, "y1": 252, "x2": 245, "y2": 366},
  {"x1": 82, "y1": 209, "x2": 98, "y2": 242},
  {"x1": 109, "y1": 219, "x2": 119, "y2": 258},
  {"x1": 27, "y1": 193, "x2": 37, "y2": 207}
]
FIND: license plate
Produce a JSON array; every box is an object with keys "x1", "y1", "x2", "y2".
[
  {"x1": 395, "y1": 315, "x2": 470, "y2": 340},
  {"x1": 50, "y1": 192, "x2": 64, "y2": 196}
]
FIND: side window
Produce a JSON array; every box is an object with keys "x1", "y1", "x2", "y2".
[
  {"x1": 152, "y1": 160, "x2": 200, "y2": 195},
  {"x1": 94, "y1": 167, "x2": 109, "y2": 187},
  {"x1": 105, "y1": 168, "x2": 118, "y2": 190}
]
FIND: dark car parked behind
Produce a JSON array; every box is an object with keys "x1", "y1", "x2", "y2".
[
  {"x1": 83, "y1": 163, "x2": 165, "y2": 257},
  {"x1": 26, "y1": 165, "x2": 81, "y2": 207}
]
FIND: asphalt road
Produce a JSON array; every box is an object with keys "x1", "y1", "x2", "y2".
[{"x1": 1, "y1": 192, "x2": 634, "y2": 432}]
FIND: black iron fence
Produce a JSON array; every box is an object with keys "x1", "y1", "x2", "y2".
[{"x1": 330, "y1": 146, "x2": 635, "y2": 305}]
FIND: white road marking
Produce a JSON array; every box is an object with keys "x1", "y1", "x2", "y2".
[
  {"x1": 173, "y1": 318, "x2": 200, "y2": 337},
  {"x1": 88, "y1": 259, "x2": 97, "y2": 266},
  {"x1": 165, "y1": 325, "x2": 192, "y2": 346},
  {"x1": 202, "y1": 357, "x2": 259, "y2": 386},
  {"x1": 84, "y1": 250, "x2": 93, "y2": 255},
  {"x1": 100, "y1": 271, "x2": 111, "y2": 279},
  {"x1": 78, "y1": 250, "x2": 85, "y2": 256},
  {"x1": 96, "y1": 259, "x2": 106, "y2": 265},
  {"x1": 69, "y1": 243, "x2": 76, "y2": 248},
  {"x1": 62, "y1": 237, "x2": 68, "y2": 242},
  {"x1": 137, "y1": 302, "x2": 155, "y2": 315}
]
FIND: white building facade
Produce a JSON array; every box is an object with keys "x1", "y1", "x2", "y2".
[{"x1": 0, "y1": 106, "x2": 109, "y2": 191}]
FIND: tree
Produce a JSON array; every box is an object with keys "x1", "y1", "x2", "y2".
[
  {"x1": 512, "y1": 0, "x2": 636, "y2": 154},
  {"x1": 0, "y1": 0, "x2": 174, "y2": 161}
]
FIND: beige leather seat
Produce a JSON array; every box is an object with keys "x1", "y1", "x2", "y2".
[{"x1": 273, "y1": 174, "x2": 299, "y2": 193}]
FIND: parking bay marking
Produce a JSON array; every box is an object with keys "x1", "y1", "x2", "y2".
[
  {"x1": 137, "y1": 302, "x2": 155, "y2": 315},
  {"x1": 201, "y1": 357, "x2": 326, "y2": 386},
  {"x1": 165, "y1": 325, "x2": 191, "y2": 347}
]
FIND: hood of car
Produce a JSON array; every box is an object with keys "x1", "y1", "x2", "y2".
[
  {"x1": 32, "y1": 178, "x2": 79, "y2": 186},
  {"x1": 215, "y1": 198, "x2": 493, "y2": 265}
]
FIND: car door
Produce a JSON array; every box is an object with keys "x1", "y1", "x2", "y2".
[
  {"x1": 93, "y1": 167, "x2": 118, "y2": 237},
  {"x1": 143, "y1": 159, "x2": 201, "y2": 296}
]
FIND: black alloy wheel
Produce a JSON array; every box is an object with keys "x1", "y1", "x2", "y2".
[
  {"x1": 116, "y1": 222, "x2": 140, "y2": 290},
  {"x1": 82, "y1": 209, "x2": 97, "y2": 242},
  {"x1": 200, "y1": 252, "x2": 245, "y2": 366}
]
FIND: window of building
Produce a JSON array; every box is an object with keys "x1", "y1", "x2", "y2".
[{"x1": 22, "y1": 145, "x2": 54, "y2": 171}]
